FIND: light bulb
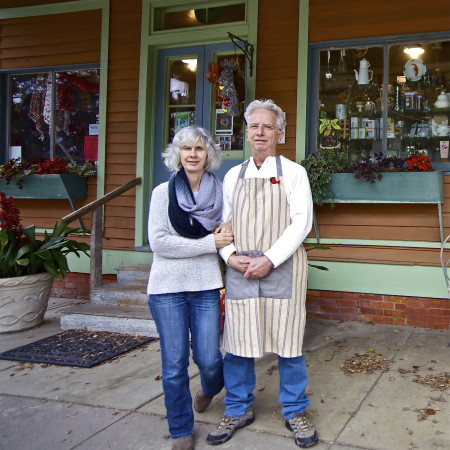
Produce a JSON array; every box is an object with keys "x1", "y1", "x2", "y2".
[{"x1": 404, "y1": 47, "x2": 425, "y2": 59}]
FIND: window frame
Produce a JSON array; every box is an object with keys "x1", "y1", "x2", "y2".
[
  {"x1": 1, "y1": 63, "x2": 100, "y2": 165},
  {"x1": 307, "y1": 30, "x2": 450, "y2": 170}
]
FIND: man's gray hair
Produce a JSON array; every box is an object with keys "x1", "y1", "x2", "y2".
[
  {"x1": 162, "y1": 126, "x2": 222, "y2": 172},
  {"x1": 244, "y1": 99, "x2": 287, "y2": 131}
]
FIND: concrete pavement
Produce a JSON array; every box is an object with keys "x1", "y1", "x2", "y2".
[{"x1": 0, "y1": 297, "x2": 449, "y2": 450}]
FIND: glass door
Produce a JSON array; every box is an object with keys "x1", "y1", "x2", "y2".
[{"x1": 153, "y1": 43, "x2": 246, "y2": 185}]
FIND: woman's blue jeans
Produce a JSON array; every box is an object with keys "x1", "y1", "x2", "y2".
[
  {"x1": 148, "y1": 289, "x2": 224, "y2": 439},
  {"x1": 223, "y1": 352, "x2": 310, "y2": 419}
]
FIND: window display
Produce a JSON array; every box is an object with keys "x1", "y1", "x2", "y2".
[
  {"x1": 8, "y1": 68, "x2": 100, "y2": 164},
  {"x1": 316, "y1": 38, "x2": 450, "y2": 165}
]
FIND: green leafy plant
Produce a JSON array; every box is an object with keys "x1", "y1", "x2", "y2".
[
  {"x1": 0, "y1": 157, "x2": 96, "y2": 187},
  {"x1": 0, "y1": 192, "x2": 89, "y2": 278},
  {"x1": 300, "y1": 150, "x2": 348, "y2": 206}
]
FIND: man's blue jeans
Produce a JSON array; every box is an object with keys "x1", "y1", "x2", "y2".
[
  {"x1": 223, "y1": 352, "x2": 310, "y2": 419},
  {"x1": 149, "y1": 289, "x2": 224, "y2": 439}
]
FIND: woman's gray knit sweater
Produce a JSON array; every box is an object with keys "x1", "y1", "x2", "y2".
[{"x1": 146, "y1": 182, "x2": 224, "y2": 295}]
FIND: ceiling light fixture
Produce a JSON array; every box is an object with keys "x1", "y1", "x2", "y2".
[
  {"x1": 181, "y1": 59, "x2": 197, "y2": 72},
  {"x1": 404, "y1": 47, "x2": 425, "y2": 59}
]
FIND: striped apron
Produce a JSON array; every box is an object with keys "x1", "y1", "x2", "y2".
[{"x1": 223, "y1": 156, "x2": 308, "y2": 358}]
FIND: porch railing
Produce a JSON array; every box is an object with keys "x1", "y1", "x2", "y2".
[{"x1": 61, "y1": 177, "x2": 142, "y2": 294}]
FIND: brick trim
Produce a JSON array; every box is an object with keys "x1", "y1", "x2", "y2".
[
  {"x1": 306, "y1": 290, "x2": 450, "y2": 330},
  {"x1": 51, "y1": 273, "x2": 117, "y2": 300}
]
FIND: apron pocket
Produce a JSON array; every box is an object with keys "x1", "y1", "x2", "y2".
[
  {"x1": 225, "y1": 251, "x2": 293, "y2": 300},
  {"x1": 259, "y1": 257, "x2": 293, "y2": 299}
]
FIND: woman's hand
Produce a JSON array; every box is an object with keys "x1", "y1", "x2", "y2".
[
  {"x1": 214, "y1": 229, "x2": 233, "y2": 248},
  {"x1": 214, "y1": 221, "x2": 232, "y2": 234}
]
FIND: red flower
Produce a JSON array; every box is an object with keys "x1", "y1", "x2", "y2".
[
  {"x1": 270, "y1": 177, "x2": 281, "y2": 184},
  {"x1": 404, "y1": 154, "x2": 433, "y2": 172},
  {"x1": 0, "y1": 192, "x2": 25, "y2": 245}
]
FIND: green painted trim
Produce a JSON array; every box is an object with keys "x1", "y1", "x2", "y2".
[
  {"x1": 0, "y1": 0, "x2": 105, "y2": 17},
  {"x1": 295, "y1": 0, "x2": 309, "y2": 162},
  {"x1": 66, "y1": 249, "x2": 152, "y2": 274},
  {"x1": 308, "y1": 260, "x2": 448, "y2": 299},
  {"x1": 96, "y1": 1, "x2": 110, "y2": 199},
  {"x1": 304, "y1": 237, "x2": 444, "y2": 249}
]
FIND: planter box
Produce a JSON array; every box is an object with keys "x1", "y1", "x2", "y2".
[
  {"x1": 317, "y1": 171, "x2": 445, "y2": 243},
  {"x1": 0, "y1": 174, "x2": 87, "y2": 200},
  {"x1": 323, "y1": 171, "x2": 444, "y2": 204}
]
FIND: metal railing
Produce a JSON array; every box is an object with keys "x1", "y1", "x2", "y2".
[{"x1": 61, "y1": 177, "x2": 142, "y2": 294}]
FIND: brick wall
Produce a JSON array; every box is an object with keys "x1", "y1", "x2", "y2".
[
  {"x1": 306, "y1": 290, "x2": 450, "y2": 330},
  {"x1": 51, "y1": 273, "x2": 116, "y2": 300}
]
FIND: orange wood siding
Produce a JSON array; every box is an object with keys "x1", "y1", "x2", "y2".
[
  {"x1": 309, "y1": 0, "x2": 450, "y2": 42},
  {"x1": 0, "y1": 9, "x2": 101, "y2": 229},
  {"x1": 255, "y1": 0, "x2": 299, "y2": 161},
  {"x1": 102, "y1": 0, "x2": 141, "y2": 249}
]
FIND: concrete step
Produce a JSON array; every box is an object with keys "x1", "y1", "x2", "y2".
[
  {"x1": 60, "y1": 303, "x2": 158, "y2": 337},
  {"x1": 91, "y1": 282, "x2": 148, "y2": 306},
  {"x1": 116, "y1": 264, "x2": 150, "y2": 285}
]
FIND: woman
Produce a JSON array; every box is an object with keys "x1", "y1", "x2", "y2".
[{"x1": 147, "y1": 126, "x2": 233, "y2": 450}]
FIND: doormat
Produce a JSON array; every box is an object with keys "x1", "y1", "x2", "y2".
[{"x1": 0, "y1": 330, "x2": 157, "y2": 368}]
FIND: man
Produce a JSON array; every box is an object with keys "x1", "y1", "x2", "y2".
[{"x1": 206, "y1": 99, "x2": 318, "y2": 448}]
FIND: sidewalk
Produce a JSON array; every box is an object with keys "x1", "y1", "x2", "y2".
[{"x1": 0, "y1": 297, "x2": 449, "y2": 450}]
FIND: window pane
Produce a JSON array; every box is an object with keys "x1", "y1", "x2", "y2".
[
  {"x1": 388, "y1": 42, "x2": 450, "y2": 163},
  {"x1": 54, "y1": 69, "x2": 100, "y2": 162},
  {"x1": 154, "y1": 4, "x2": 245, "y2": 31},
  {"x1": 10, "y1": 72, "x2": 51, "y2": 160},
  {"x1": 8, "y1": 68, "x2": 100, "y2": 163},
  {"x1": 318, "y1": 46, "x2": 384, "y2": 163},
  {"x1": 166, "y1": 58, "x2": 197, "y2": 143},
  {"x1": 212, "y1": 54, "x2": 246, "y2": 151}
]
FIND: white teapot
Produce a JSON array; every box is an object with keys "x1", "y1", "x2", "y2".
[
  {"x1": 434, "y1": 91, "x2": 450, "y2": 109},
  {"x1": 354, "y1": 58, "x2": 373, "y2": 85}
]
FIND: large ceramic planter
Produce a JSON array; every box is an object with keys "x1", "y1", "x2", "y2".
[
  {"x1": 0, "y1": 174, "x2": 87, "y2": 200},
  {"x1": 0, "y1": 273, "x2": 53, "y2": 333},
  {"x1": 323, "y1": 171, "x2": 444, "y2": 203}
]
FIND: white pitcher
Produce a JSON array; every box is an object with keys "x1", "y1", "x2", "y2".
[{"x1": 354, "y1": 58, "x2": 373, "y2": 85}]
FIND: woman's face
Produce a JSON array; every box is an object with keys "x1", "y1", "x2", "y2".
[{"x1": 179, "y1": 140, "x2": 207, "y2": 176}]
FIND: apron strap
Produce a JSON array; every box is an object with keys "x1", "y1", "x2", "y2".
[{"x1": 238, "y1": 159, "x2": 250, "y2": 179}]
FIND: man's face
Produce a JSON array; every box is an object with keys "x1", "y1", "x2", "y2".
[{"x1": 246, "y1": 109, "x2": 284, "y2": 156}]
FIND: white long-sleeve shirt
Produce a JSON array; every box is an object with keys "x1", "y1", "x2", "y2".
[{"x1": 219, "y1": 155, "x2": 313, "y2": 268}]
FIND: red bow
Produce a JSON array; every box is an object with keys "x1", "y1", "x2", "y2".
[{"x1": 270, "y1": 177, "x2": 281, "y2": 184}]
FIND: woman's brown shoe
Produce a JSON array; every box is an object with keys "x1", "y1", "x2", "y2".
[
  {"x1": 172, "y1": 435, "x2": 194, "y2": 450},
  {"x1": 194, "y1": 389, "x2": 213, "y2": 413}
]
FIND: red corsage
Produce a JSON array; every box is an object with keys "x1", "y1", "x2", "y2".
[{"x1": 270, "y1": 177, "x2": 281, "y2": 184}]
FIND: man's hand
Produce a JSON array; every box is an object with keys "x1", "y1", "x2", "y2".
[
  {"x1": 228, "y1": 253, "x2": 251, "y2": 274},
  {"x1": 243, "y1": 256, "x2": 273, "y2": 279},
  {"x1": 215, "y1": 221, "x2": 232, "y2": 234}
]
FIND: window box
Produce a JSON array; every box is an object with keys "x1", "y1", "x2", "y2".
[
  {"x1": 323, "y1": 171, "x2": 444, "y2": 204},
  {"x1": 0, "y1": 174, "x2": 87, "y2": 200},
  {"x1": 318, "y1": 171, "x2": 444, "y2": 243}
]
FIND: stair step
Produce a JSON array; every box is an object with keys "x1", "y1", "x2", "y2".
[
  {"x1": 91, "y1": 282, "x2": 148, "y2": 306},
  {"x1": 116, "y1": 264, "x2": 150, "y2": 285},
  {"x1": 60, "y1": 303, "x2": 158, "y2": 337}
]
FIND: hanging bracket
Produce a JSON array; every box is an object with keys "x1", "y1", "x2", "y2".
[{"x1": 227, "y1": 32, "x2": 254, "y2": 76}]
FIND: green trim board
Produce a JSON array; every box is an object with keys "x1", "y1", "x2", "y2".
[
  {"x1": 304, "y1": 237, "x2": 444, "y2": 249},
  {"x1": 307, "y1": 260, "x2": 449, "y2": 300},
  {"x1": 66, "y1": 249, "x2": 448, "y2": 300},
  {"x1": 296, "y1": 0, "x2": 309, "y2": 163}
]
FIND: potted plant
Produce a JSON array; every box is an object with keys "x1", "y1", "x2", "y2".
[
  {"x1": 300, "y1": 149, "x2": 348, "y2": 206},
  {"x1": 0, "y1": 192, "x2": 90, "y2": 333}
]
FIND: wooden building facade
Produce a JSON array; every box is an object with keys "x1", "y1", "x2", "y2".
[{"x1": 1, "y1": 0, "x2": 449, "y2": 329}]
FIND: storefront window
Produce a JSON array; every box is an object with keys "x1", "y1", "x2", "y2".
[
  {"x1": 8, "y1": 68, "x2": 100, "y2": 163},
  {"x1": 314, "y1": 37, "x2": 450, "y2": 165}
]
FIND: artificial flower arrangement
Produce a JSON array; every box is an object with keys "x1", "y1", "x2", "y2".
[
  {"x1": 0, "y1": 157, "x2": 96, "y2": 187},
  {"x1": 0, "y1": 192, "x2": 89, "y2": 279}
]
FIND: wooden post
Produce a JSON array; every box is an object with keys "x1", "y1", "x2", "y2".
[{"x1": 90, "y1": 206, "x2": 103, "y2": 289}]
